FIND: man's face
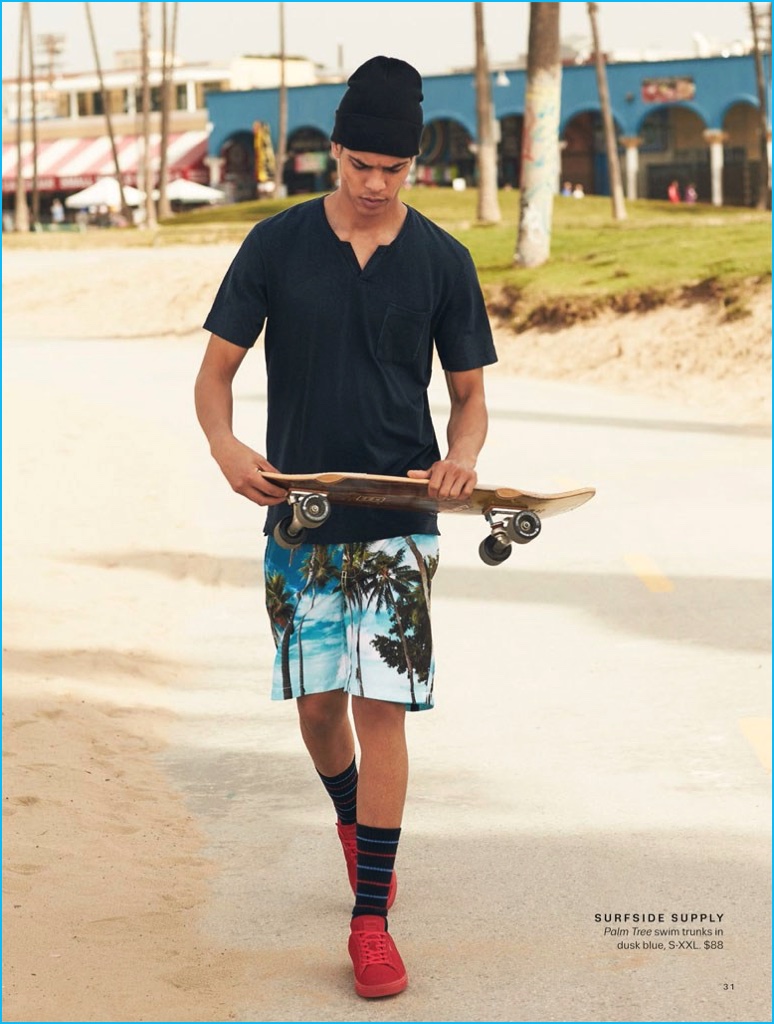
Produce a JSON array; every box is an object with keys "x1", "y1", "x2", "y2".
[{"x1": 331, "y1": 143, "x2": 414, "y2": 215}]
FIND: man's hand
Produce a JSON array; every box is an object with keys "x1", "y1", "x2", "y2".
[
  {"x1": 408, "y1": 459, "x2": 477, "y2": 500},
  {"x1": 408, "y1": 369, "x2": 488, "y2": 500},
  {"x1": 211, "y1": 436, "x2": 288, "y2": 506}
]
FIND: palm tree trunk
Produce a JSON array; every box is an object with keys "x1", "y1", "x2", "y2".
[
  {"x1": 156, "y1": 3, "x2": 171, "y2": 220},
  {"x1": 14, "y1": 2, "x2": 30, "y2": 232},
  {"x1": 515, "y1": 2, "x2": 561, "y2": 267},
  {"x1": 587, "y1": 3, "x2": 626, "y2": 220},
  {"x1": 139, "y1": 2, "x2": 156, "y2": 229},
  {"x1": 474, "y1": 2, "x2": 501, "y2": 223},
  {"x1": 157, "y1": 2, "x2": 178, "y2": 220},
  {"x1": 274, "y1": 2, "x2": 288, "y2": 198},
  {"x1": 749, "y1": 1, "x2": 772, "y2": 210},
  {"x1": 280, "y1": 624, "x2": 293, "y2": 699},
  {"x1": 24, "y1": 3, "x2": 39, "y2": 227},
  {"x1": 404, "y1": 536, "x2": 430, "y2": 610},
  {"x1": 389, "y1": 591, "x2": 415, "y2": 704},
  {"x1": 354, "y1": 586, "x2": 366, "y2": 696},
  {"x1": 84, "y1": 2, "x2": 131, "y2": 222}
]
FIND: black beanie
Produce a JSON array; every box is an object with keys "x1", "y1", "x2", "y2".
[{"x1": 331, "y1": 56, "x2": 424, "y2": 157}]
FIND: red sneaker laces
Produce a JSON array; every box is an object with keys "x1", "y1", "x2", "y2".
[{"x1": 353, "y1": 929, "x2": 391, "y2": 965}]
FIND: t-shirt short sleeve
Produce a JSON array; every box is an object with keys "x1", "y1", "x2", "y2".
[
  {"x1": 432, "y1": 250, "x2": 498, "y2": 372},
  {"x1": 203, "y1": 226, "x2": 268, "y2": 348}
]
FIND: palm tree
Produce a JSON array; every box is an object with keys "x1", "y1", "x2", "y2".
[
  {"x1": 515, "y1": 2, "x2": 561, "y2": 267},
  {"x1": 295, "y1": 545, "x2": 337, "y2": 695},
  {"x1": 339, "y1": 543, "x2": 372, "y2": 696},
  {"x1": 265, "y1": 571, "x2": 293, "y2": 642},
  {"x1": 84, "y1": 2, "x2": 131, "y2": 222},
  {"x1": 403, "y1": 535, "x2": 433, "y2": 610},
  {"x1": 371, "y1": 580, "x2": 433, "y2": 689},
  {"x1": 14, "y1": 0, "x2": 29, "y2": 232},
  {"x1": 366, "y1": 547, "x2": 418, "y2": 702},
  {"x1": 473, "y1": 2, "x2": 501, "y2": 223},
  {"x1": 23, "y1": 3, "x2": 39, "y2": 227},
  {"x1": 274, "y1": 1, "x2": 288, "y2": 198},
  {"x1": 138, "y1": 2, "x2": 156, "y2": 229},
  {"x1": 265, "y1": 570, "x2": 295, "y2": 698},
  {"x1": 749, "y1": 2, "x2": 772, "y2": 209},
  {"x1": 156, "y1": 2, "x2": 178, "y2": 221},
  {"x1": 587, "y1": 3, "x2": 626, "y2": 221}
]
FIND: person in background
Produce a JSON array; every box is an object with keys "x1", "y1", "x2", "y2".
[
  {"x1": 668, "y1": 179, "x2": 681, "y2": 203},
  {"x1": 684, "y1": 182, "x2": 698, "y2": 204},
  {"x1": 572, "y1": 182, "x2": 585, "y2": 198},
  {"x1": 50, "y1": 198, "x2": 65, "y2": 226}
]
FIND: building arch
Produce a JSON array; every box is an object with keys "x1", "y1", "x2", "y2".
[
  {"x1": 416, "y1": 117, "x2": 475, "y2": 186},
  {"x1": 219, "y1": 130, "x2": 256, "y2": 202},
  {"x1": 422, "y1": 107, "x2": 476, "y2": 140},
  {"x1": 723, "y1": 99, "x2": 765, "y2": 206},
  {"x1": 560, "y1": 109, "x2": 625, "y2": 196},
  {"x1": 498, "y1": 113, "x2": 523, "y2": 189},
  {"x1": 634, "y1": 101, "x2": 709, "y2": 138},
  {"x1": 637, "y1": 104, "x2": 709, "y2": 201},
  {"x1": 284, "y1": 125, "x2": 334, "y2": 194},
  {"x1": 718, "y1": 93, "x2": 761, "y2": 127}
]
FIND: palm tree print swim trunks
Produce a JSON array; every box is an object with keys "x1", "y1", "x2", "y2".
[{"x1": 264, "y1": 535, "x2": 440, "y2": 711}]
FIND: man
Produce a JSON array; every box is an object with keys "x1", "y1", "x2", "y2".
[{"x1": 194, "y1": 55, "x2": 497, "y2": 999}]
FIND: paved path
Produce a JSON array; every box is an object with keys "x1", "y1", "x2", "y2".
[
  {"x1": 7, "y1": 337, "x2": 770, "y2": 1021},
  {"x1": 174, "y1": 348, "x2": 771, "y2": 1022}
]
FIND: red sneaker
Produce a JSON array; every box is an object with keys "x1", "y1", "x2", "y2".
[
  {"x1": 348, "y1": 915, "x2": 408, "y2": 998},
  {"x1": 336, "y1": 822, "x2": 397, "y2": 909}
]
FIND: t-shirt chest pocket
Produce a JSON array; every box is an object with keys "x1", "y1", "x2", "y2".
[{"x1": 376, "y1": 303, "x2": 430, "y2": 366}]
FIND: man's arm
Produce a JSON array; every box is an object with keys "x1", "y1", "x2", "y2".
[
  {"x1": 194, "y1": 334, "x2": 287, "y2": 506},
  {"x1": 408, "y1": 367, "x2": 489, "y2": 499}
]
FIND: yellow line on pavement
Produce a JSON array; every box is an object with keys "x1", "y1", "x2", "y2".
[
  {"x1": 624, "y1": 553, "x2": 674, "y2": 593},
  {"x1": 738, "y1": 717, "x2": 772, "y2": 772}
]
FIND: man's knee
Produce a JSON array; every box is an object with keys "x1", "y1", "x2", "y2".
[
  {"x1": 352, "y1": 696, "x2": 406, "y2": 735},
  {"x1": 297, "y1": 691, "x2": 349, "y2": 737}
]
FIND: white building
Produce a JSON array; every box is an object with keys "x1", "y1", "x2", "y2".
[{"x1": 2, "y1": 52, "x2": 320, "y2": 204}]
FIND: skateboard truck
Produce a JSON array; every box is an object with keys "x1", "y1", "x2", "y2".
[
  {"x1": 479, "y1": 508, "x2": 542, "y2": 566},
  {"x1": 274, "y1": 491, "x2": 332, "y2": 549}
]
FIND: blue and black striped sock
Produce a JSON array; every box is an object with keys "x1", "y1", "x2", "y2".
[
  {"x1": 317, "y1": 758, "x2": 358, "y2": 825},
  {"x1": 352, "y1": 823, "x2": 401, "y2": 919}
]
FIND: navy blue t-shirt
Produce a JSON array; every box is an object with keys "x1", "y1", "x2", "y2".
[{"x1": 203, "y1": 197, "x2": 497, "y2": 543}]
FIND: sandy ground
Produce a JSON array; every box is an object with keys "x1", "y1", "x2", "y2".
[
  {"x1": 3, "y1": 242, "x2": 771, "y2": 424},
  {"x1": 2, "y1": 243, "x2": 771, "y2": 1022}
]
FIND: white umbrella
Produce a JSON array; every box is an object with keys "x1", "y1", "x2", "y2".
[
  {"x1": 64, "y1": 177, "x2": 145, "y2": 210},
  {"x1": 154, "y1": 178, "x2": 226, "y2": 204}
]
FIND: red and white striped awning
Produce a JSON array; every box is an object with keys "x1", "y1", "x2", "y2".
[{"x1": 2, "y1": 130, "x2": 209, "y2": 193}]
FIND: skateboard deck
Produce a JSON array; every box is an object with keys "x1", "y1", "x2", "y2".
[{"x1": 261, "y1": 471, "x2": 595, "y2": 566}]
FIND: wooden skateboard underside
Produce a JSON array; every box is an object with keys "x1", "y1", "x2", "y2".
[
  {"x1": 261, "y1": 471, "x2": 595, "y2": 519},
  {"x1": 262, "y1": 472, "x2": 595, "y2": 565}
]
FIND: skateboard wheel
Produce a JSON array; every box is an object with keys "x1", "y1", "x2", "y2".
[
  {"x1": 273, "y1": 516, "x2": 308, "y2": 550},
  {"x1": 507, "y1": 511, "x2": 541, "y2": 545},
  {"x1": 296, "y1": 493, "x2": 331, "y2": 528},
  {"x1": 479, "y1": 534, "x2": 512, "y2": 566}
]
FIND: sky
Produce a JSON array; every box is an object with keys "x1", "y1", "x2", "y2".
[{"x1": 1, "y1": 2, "x2": 756, "y2": 80}]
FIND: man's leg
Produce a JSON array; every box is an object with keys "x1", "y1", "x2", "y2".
[
  {"x1": 296, "y1": 690, "x2": 354, "y2": 778},
  {"x1": 297, "y1": 690, "x2": 399, "y2": 907},
  {"x1": 347, "y1": 696, "x2": 408, "y2": 998},
  {"x1": 351, "y1": 697, "x2": 407, "y2": 828}
]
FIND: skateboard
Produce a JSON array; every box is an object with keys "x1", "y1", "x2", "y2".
[{"x1": 261, "y1": 471, "x2": 595, "y2": 566}]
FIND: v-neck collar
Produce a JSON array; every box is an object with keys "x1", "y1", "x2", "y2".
[{"x1": 318, "y1": 197, "x2": 412, "y2": 277}]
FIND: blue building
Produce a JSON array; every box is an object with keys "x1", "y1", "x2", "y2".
[{"x1": 206, "y1": 54, "x2": 770, "y2": 207}]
